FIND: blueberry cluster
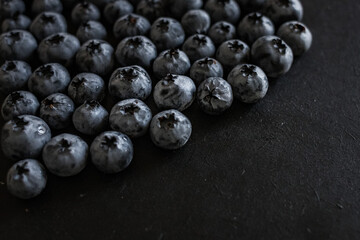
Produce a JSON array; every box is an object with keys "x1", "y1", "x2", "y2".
[{"x1": 0, "y1": 0, "x2": 312, "y2": 199}]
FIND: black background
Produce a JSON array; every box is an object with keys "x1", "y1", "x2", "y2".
[{"x1": 1, "y1": 0, "x2": 360, "y2": 239}]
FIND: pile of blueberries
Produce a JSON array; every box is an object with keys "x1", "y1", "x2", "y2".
[{"x1": 0, "y1": 0, "x2": 312, "y2": 199}]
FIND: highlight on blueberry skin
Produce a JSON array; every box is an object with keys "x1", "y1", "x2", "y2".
[
  {"x1": 113, "y1": 13, "x2": 151, "y2": 40},
  {"x1": 29, "y1": 12, "x2": 67, "y2": 41},
  {"x1": 190, "y1": 57, "x2": 224, "y2": 86},
  {"x1": 1, "y1": 91, "x2": 40, "y2": 121},
  {"x1": 1, "y1": 13, "x2": 31, "y2": 32},
  {"x1": 208, "y1": 21, "x2": 236, "y2": 46},
  {"x1": 204, "y1": 0, "x2": 241, "y2": 25},
  {"x1": 181, "y1": 9, "x2": 211, "y2": 36},
  {"x1": 153, "y1": 49, "x2": 191, "y2": 79},
  {"x1": 0, "y1": 60, "x2": 32, "y2": 97},
  {"x1": 216, "y1": 39, "x2": 250, "y2": 72},
  {"x1": 262, "y1": 0, "x2": 303, "y2": 27},
  {"x1": 182, "y1": 34, "x2": 216, "y2": 62},
  {"x1": 76, "y1": 20, "x2": 107, "y2": 44}
]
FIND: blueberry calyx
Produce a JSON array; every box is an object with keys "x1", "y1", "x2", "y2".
[
  {"x1": 198, "y1": 58, "x2": 216, "y2": 66},
  {"x1": 59, "y1": 138, "x2": 72, "y2": 152},
  {"x1": 159, "y1": 113, "x2": 177, "y2": 129},
  {"x1": 9, "y1": 91, "x2": 23, "y2": 103},
  {"x1": 81, "y1": 21, "x2": 92, "y2": 29},
  {"x1": 163, "y1": 74, "x2": 177, "y2": 83},
  {"x1": 248, "y1": 13, "x2": 264, "y2": 24},
  {"x1": 85, "y1": 100, "x2": 100, "y2": 108},
  {"x1": 101, "y1": 135, "x2": 118, "y2": 149},
  {"x1": 9, "y1": 31, "x2": 21, "y2": 41},
  {"x1": 241, "y1": 65, "x2": 257, "y2": 77},
  {"x1": 80, "y1": 1, "x2": 91, "y2": 8},
  {"x1": 86, "y1": 41, "x2": 102, "y2": 55},
  {"x1": 41, "y1": 14, "x2": 56, "y2": 24},
  {"x1": 228, "y1": 41, "x2": 245, "y2": 52},
  {"x1": 13, "y1": 116, "x2": 29, "y2": 129},
  {"x1": 72, "y1": 78, "x2": 86, "y2": 88},
  {"x1": 47, "y1": 34, "x2": 65, "y2": 45},
  {"x1": 16, "y1": 161, "x2": 29, "y2": 176},
  {"x1": 219, "y1": 23, "x2": 231, "y2": 33},
  {"x1": 289, "y1": 23, "x2": 306, "y2": 33},
  {"x1": 120, "y1": 68, "x2": 138, "y2": 81},
  {"x1": 126, "y1": 15, "x2": 138, "y2": 25},
  {"x1": 43, "y1": 98, "x2": 56, "y2": 109},
  {"x1": 123, "y1": 104, "x2": 140, "y2": 115},
  {"x1": 272, "y1": 39, "x2": 287, "y2": 54},
  {"x1": 38, "y1": 65, "x2": 55, "y2": 78},
  {"x1": 276, "y1": 0, "x2": 291, "y2": 7},
  {"x1": 4, "y1": 61, "x2": 17, "y2": 71},
  {"x1": 127, "y1": 37, "x2": 143, "y2": 48},
  {"x1": 193, "y1": 35, "x2": 208, "y2": 45},
  {"x1": 156, "y1": 19, "x2": 170, "y2": 32},
  {"x1": 165, "y1": 49, "x2": 180, "y2": 58}
]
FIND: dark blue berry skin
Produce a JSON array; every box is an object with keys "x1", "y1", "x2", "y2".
[
  {"x1": 197, "y1": 77, "x2": 233, "y2": 115},
  {"x1": 181, "y1": 9, "x2": 211, "y2": 36},
  {"x1": 115, "y1": 36, "x2": 157, "y2": 70},
  {"x1": 1, "y1": 91, "x2": 39, "y2": 121},
  {"x1": 103, "y1": 0, "x2": 134, "y2": 24},
  {"x1": 29, "y1": 12, "x2": 67, "y2": 41},
  {"x1": 153, "y1": 49, "x2": 191, "y2": 79},
  {"x1": 110, "y1": 99, "x2": 152, "y2": 138},
  {"x1": 1, "y1": 14, "x2": 31, "y2": 32},
  {"x1": 0, "y1": 60, "x2": 31, "y2": 96},
  {"x1": 76, "y1": 20, "x2": 107, "y2": 44},
  {"x1": 216, "y1": 39, "x2": 250, "y2": 72},
  {"x1": 204, "y1": 0, "x2": 241, "y2": 25},
  {"x1": 28, "y1": 63, "x2": 71, "y2": 99},
  {"x1": 90, "y1": 131, "x2": 133, "y2": 174},
  {"x1": 182, "y1": 34, "x2": 216, "y2": 62},
  {"x1": 0, "y1": 30, "x2": 37, "y2": 64},
  {"x1": 208, "y1": 21, "x2": 236, "y2": 46},
  {"x1": 190, "y1": 57, "x2": 224, "y2": 86},
  {"x1": 108, "y1": 65, "x2": 152, "y2": 100},
  {"x1": 236, "y1": 0, "x2": 266, "y2": 13},
  {"x1": 68, "y1": 72, "x2": 105, "y2": 105},
  {"x1": 150, "y1": 109, "x2": 192, "y2": 150},
  {"x1": 277, "y1": 21, "x2": 312, "y2": 57},
  {"x1": 113, "y1": 14, "x2": 150, "y2": 40},
  {"x1": 150, "y1": 17, "x2": 185, "y2": 52},
  {"x1": 7, "y1": 159, "x2": 47, "y2": 199},
  {"x1": 262, "y1": 0, "x2": 303, "y2": 27},
  {"x1": 237, "y1": 12, "x2": 275, "y2": 45},
  {"x1": 31, "y1": 0, "x2": 63, "y2": 15},
  {"x1": 76, "y1": 39, "x2": 114, "y2": 76},
  {"x1": 38, "y1": 33, "x2": 80, "y2": 65},
  {"x1": 71, "y1": 1, "x2": 101, "y2": 26},
  {"x1": 227, "y1": 64, "x2": 268, "y2": 103},
  {"x1": 40, "y1": 93, "x2": 75, "y2": 130},
  {"x1": 168, "y1": 0, "x2": 203, "y2": 20},
  {"x1": 251, "y1": 35, "x2": 294, "y2": 78},
  {"x1": 136, "y1": 0, "x2": 167, "y2": 23},
  {"x1": 88, "y1": 0, "x2": 112, "y2": 8},
  {"x1": 1, "y1": 115, "x2": 51, "y2": 161},
  {"x1": 72, "y1": 100, "x2": 109, "y2": 135},
  {"x1": 42, "y1": 133, "x2": 88, "y2": 177},
  {"x1": 153, "y1": 74, "x2": 196, "y2": 111},
  {"x1": 0, "y1": 0, "x2": 25, "y2": 20}
]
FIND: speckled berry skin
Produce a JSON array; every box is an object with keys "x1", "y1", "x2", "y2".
[
  {"x1": 208, "y1": 21, "x2": 236, "y2": 46},
  {"x1": 76, "y1": 39, "x2": 114, "y2": 76},
  {"x1": 28, "y1": 63, "x2": 71, "y2": 99},
  {"x1": 6, "y1": 159, "x2": 47, "y2": 199},
  {"x1": 153, "y1": 49, "x2": 191, "y2": 79},
  {"x1": 68, "y1": 73, "x2": 105, "y2": 105},
  {"x1": 168, "y1": 0, "x2": 203, "y2": 20},
  {"x1": 115, "y1": 36, "x2": 157, "y2": 70},
  {"x1": 190, "y1": 57, "x2": 224, "y2": 86},
  {"x1": 204, "y1": 0, "x2": 241, "y2": 25},
  {"x1": 108, "y1": 65, "x2": 152, "y2": 100},
  {"x1": 181, "y1": 9, "x2": 211, "y2": 36},
  {"x1": 197, "y1": 77, "x2": 233, "y2": 115},
  {"x1": 103, "y1": 0, "x2": 133, "y2": 24},
  {"x1": 0, "y1": 0, "x2": 25, "y2": 19},
  {"x1": 153, "y1": 74, "x2": 196, "y2": 111},
  {"x1": 237, "y1": 12, "x2": 275, "y2": 45},
  {"x1": 40, "y1": 93, "x2": 75, "y2": 130},
  {"x1": 277, "y1": 21, "x2": 312, "y2": 57},
  {"x1": 113, "y1": 14, "x2": 150, "y2": 39},
  {"x1": 227, "y1": 64, "x2": 269, "y2": 103},
  {"x1": 1, "y1": 91, "x2": 39, "y2": 121},
  {"x1": 1, "y1": 115, "x2": 51, "y2": 161},
  {"x1": 216, "y1": 39, "x2": 250, "y2": 71},
  {"x1": 42, "y1": 133, "x2": 88, "y2": 177},
  {"x1": 236, "y1": 0, "x2": 265, "y2": 13},
  {"x1": 182, "y1": 34, "x2": 216, "y2": 62},
  {"x1": 110, "y1": 99, "x2": 152, "y2": 138},
  {"x1": 76, "y1": 20, "x2": 107, "y2": 44},
  {"x1": 31, "y1": 0, "x2": 63, "y2": 15},
  {"x1": 90, "y1": 131, "x2": 133, "y2": 174},
  {"x1": 136, "y1": 0, "x2": 167, "y2": 23},
  {"x1": 71, "y1": 1, "x2": 100, "y2": 25},
  {"x1": 72, "y1": 100, "x2": 109, "y2": 135},
  {"x1": 1, "y1": 14, "x2": 31, "y2": 32},
  {"x1": 29, "y1": 12, "x2": 67, "y2": 41},
  {"x1": 251, "y1": 35, "x2": 294, "y2": 78},
  {"x1": 0, "y1": 60, "x2": 32, "y2": 96},
  {"x1": 262, "y1": 0, "x2": 303, "y2": 27},
  {"x1": 150, "y1": 109, "x2": 192, "y2": 150},
  {"x1": 0, "y1": 30, "x2": 37, "y2": 64}
]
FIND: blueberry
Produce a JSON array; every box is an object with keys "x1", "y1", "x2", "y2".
[
  {"x1": 204, "y1": 0, "x2": 241, "y2": 25},
  {"x1": 76, "y1": 39, "x2": 114, "y2": 76},
  {"x1": 31, "y1": 0, "x2": 63, "y2": 15},
  {"x1": 262, "y1": 0, "x2": 303, "y2": 27},
  {"x1": 88, "y1": 0, "x2": 112, "y2": 8},
  {"x1": 0, "y1": 30, "x2": 37, "y2": 63},
  {"x1": 115, "y1": 36, "x2": 157, "y2": 70},
  {"x1": 227, "y1": 64, "x2": 269, "y2": 103},
  {"x1": 40, "y1": 93, "x2": 75, "y2": 130},
  {"x1": 150, "y1": 109, "x2": 192, "y2": 150},
  {"x1": 103, "y1": 0, "x2": 133, "y2": 24},
  {"x1": 153, "y1": 49, "x2": 191, "y2": 79},
  {"x1": 216, "y1": 39, "x2": 250, "y2": 72},
  {"x1": 1, "y1": 91, "x2": 39, "y2": 121},
  {"x1": 76, "y1": 20, "x2": 107, "y2": 44},
  {"x1": 68, "y1": 72, "x2": 105, "y2": 105},
  {"x1": 237, "y1": 12, "x2": 275, "y2": 45},
  {"x1": 168, "y1": 0, "x2": 203, "y2": 20},
  {"x1": 251, "y1": 35, "x2": 293, "y2": 78},
  {"x1": 72, "y1": 100, "x2": 108, "y2": 135},
  {"x1": 190, "y1": 57, "x2": 224, "y2": 85},
  {"x1": 150, "y1": 17, "x2": 185, "y2": 52},
  {"x1": 208, "y1": 21, "x2": 236, "y2": 46},
  {"x1": 0, "y1": 60, "x2": 31, "y2": 96},
  {"x1": 0, "y1": 0, "x2": 25, "y2": 19},
  {"x1": 136, "y1": 0, "x2": 167, "y2": 23},
  {"x1": 181, "y1": 9, "x2": 211, "y2": 36},
  {"x1": 6, "y1": 159, "x2": 47, "y2": 199},
  {"x1": 153, "y1": 74, "x2": 196, "y2": 111},
  {"x1": 38, "y1": 32, "x2": 80, "y2": 65},
  {"x1": 90, "y1": 131, "x2": 133, "y2": 174},
  {"x1": 197, "y1": 77, "x2": 233, "y2": 115},
  {"x1": 236, "y1": 0, "x2": 265, "y2": 13},
  {"x1": 109, "y1": 99, "x2": 152, "y2": 138},
  {"x1": 42, "y1": 133, "x2": 88, "y2": 177},
  {"x1": 29, "y1": 12, "x2": 67, "y2": 41},
  {"x1": 28, "y1": 63, "x2": 71, "y2": 99},
  {"x1": 113, "y1": 13, "x2": 151, "y2": 40},
  {"x1": 71, "y1": 1, "x2": 101, "y2": 25},
  {"x1": 277, "y1": 21, "x2": 312, "y2": 57},
  {"x1": 1, "y1": 13, "x2": 31, "y2": 32},
  {"x1": 182, "y1": 34, "x2": 216, "y2": 62},
  {"x1": 1, "y1": 115, "x2": 51, "y2": 161}
]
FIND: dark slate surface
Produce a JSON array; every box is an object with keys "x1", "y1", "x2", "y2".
[{"x1": 1, "y1": 0, "x2": 360, "y2": 239}]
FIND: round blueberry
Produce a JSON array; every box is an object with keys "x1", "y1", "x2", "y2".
[
  {"x1": 113, "y1": 13, "x2": 151, "y2": 40},
  {"x1": 1, "y1": 91, "x2": 39, "y2": 121},
  {"x1": 208, "y1": 21, "x2": 236, "y2": 46},
  {"x1": 71, "y1": 1, "x2": 101, "y2": 25},
  {"x1": 0, "y1": 60, "x2": 31, "y2": 96},
  {"x1": 76, "y1": 20, "x2": 107, "y2": 44},
  {"x1": 216, "y1": 39, "x2": 250, "y2": 72},
  {"x1": 190, "y1": 57, "x2": 224, "y2": 86},
  {"x1": 90, "y1": 131, "x2": 133, "y2": 174},
  {"x1": 262, "y1": 0, "x2": 303, "y2": 27},
  {"x1": 103, "y1": 0, "x2": 133, "y2": 24},
  {"x1": 136, "y1": 0, "x2": 167, "y2": 23},
  {"x1": 150, "y1": 109, "x2": 192, "y2": 150},
  {"x1": 168, "y1": 0, "x2": 203, "y2": 20},
  {"x1": 182, "y1": 34, "x2": 216, "y2": 62},
  {"x1": 153, "y1": 49, "x2": 191, "y2": 79},
  {"x1": 1, "y1": 13, "x2": 31, "y2": 32},
  {"x1": 29, "y1": 12, "x2": 67, "y2": 41},
  {"x1": 0, "y1": 0, "x2": 25, "y2": 19},
  {"x1": 181, "y1": 9, "x2": 211, "y2": 36},
  {"x1": 204, "y1": 0, "x2": 241, "y2": 25},
  {"x1": 236, "y1": 0, "x2": 266, "y2": 13},
  {"x1": 32, "y1": 0, "x2": 63, "y2": 15}
]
